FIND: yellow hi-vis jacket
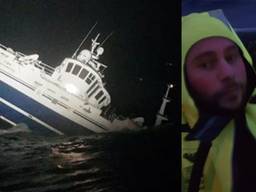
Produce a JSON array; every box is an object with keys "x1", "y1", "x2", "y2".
[{"x1": 182, "y1": 10, "x2": 256, "y2": 192}]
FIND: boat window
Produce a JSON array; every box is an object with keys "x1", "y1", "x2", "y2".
[
  {"x1": 87, "y1": 80, "x2": 98, "y2": 93},
  {"x1": 85, "y1": 73, "x2": 95, "y2": 84},
  {"x1": 88, "y1": 85, "x2": 100, "y2": 98},
  {"x1": 66, "y1": 62, "x2": 73, "y2": 72},
  {"x1": 85, "y1": 78, "x2": 91, "y2": 84},
  {"x1": 95, "y1": 90, "x2": 104, "y2": 100},
  {"x1": 72, "y1": 65, "x2": 82, "y2": 75},
  {"x1": 79, "y1": 68, "x2": 89, "y2": 79},
  {"x1": 99, "y1": 96, "x2": 106, "y2": 104}
]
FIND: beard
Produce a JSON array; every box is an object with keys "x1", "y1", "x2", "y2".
[{"x1": 191, "y1": 81, "x2": 247, "y2": 116}]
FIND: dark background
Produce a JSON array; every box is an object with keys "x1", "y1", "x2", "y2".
[
  {"x1": 0, "y1": 0, "x2": 179, "y2": 126},
  {"x1": 182, "y1": 0, "x2": 256, "y2": 65},
  {"x1": 182, "y1": 0, "x2": 256, "y2": 28}
]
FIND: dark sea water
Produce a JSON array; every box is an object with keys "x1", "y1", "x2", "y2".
[{"x1": 0, "y1": 124, "x2": 177, "y2": 192}]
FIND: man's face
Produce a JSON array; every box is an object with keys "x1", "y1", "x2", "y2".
[{"x1": 186, "y1": 37, "x2": 247, "y2": 114}]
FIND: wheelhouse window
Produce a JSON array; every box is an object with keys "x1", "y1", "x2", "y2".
[
  {"x1": 95, "y1": 90, "x2": 104, "y2": 100},
  {"x1": 88, "y1": 85, "x2": 100, "y2": 98},
  {"x1": 72, "y1": 64, "x2": 82, "y2": 75},
  {"x1": 79, "y1": 68, "x2": 89, "y2": 79},
  {"x1": 99, "y1": 96, "x2": 106, "y2": 104},
  {"x1": 87, "y1": 80, "x2": 98, "y2": 94},
  {"x1": 66, "y1": 62, "x2": 74, "y2": 72},
  {"x1": 85, "y1": 73, "x2": 96, "y2": 84}
]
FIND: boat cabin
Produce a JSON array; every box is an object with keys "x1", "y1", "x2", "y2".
[{"x1": 52, "y1": 57, "x2": 110, "y2": 109}]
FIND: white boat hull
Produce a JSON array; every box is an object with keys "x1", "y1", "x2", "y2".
[{"x1": 0, "y1": 71, "x2": 112, "y2": 136}]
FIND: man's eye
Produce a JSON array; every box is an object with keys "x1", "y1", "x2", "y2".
[
  {"x1": 198, "y1": 62, "x2": 213, "y2": 69},
  {"x1": 226, "y1": 52, "x2": 239, "y2": 64}
]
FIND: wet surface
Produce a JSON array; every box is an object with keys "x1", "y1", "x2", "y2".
[{"x1": 0, "y1": 124, "x2": 176, "y2": 192}]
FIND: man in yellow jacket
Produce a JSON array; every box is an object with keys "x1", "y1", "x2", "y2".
[{"x1": 182, "y1": 9, "x2": 256, "y2": 192}]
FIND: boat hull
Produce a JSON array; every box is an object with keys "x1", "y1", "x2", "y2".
[{"x1": 0, "y1": 80, "x2": 101, "y2": 136}]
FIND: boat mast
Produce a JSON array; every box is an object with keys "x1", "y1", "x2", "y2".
[
  {"x1": 98, "y1": 31, "x2": 114, "y2": 48},
  {"x1": 72, "y1": 22, "x2": 97, "y2": 59},
  {"x1": 154, "y1": 83, "x2": 173, "y2": 126}
]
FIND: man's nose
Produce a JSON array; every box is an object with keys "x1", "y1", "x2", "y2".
[{"x1": 217, "y1": 59, "x2": 234, "y2": 81}]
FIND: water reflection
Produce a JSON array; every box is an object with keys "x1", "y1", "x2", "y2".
[{"x1": 0, "y1": 124, "x2": 174, "y2": 191}]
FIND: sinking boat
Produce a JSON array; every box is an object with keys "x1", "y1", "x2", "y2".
[{"x1": 0, "y1": 29, "x2": 142, "y2": 136}]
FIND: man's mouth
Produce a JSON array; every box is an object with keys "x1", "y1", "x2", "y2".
[
  {"x1": 222, "y1": 83, "x2": 241, "y2": 94},
  {"x1": 220, "y1": 84, "x2": 243, "y2": 101},
  {"x1": 225, "y1": 86, "x2": 239, "y2": 94}
]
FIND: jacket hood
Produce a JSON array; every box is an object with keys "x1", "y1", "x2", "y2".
[{"x1": 182, "y1": 9, "x2": 254, "y2": 128}]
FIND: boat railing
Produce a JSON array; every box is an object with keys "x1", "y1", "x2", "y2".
[
  {"x1": 34, "y1": 61, "x2": 55, "y2": 76},
  {"x1": 0, "y1": 43, "x2": 55, "y2": 75},
  {"x1": 0, "y1": 43, "x2": 9, "y2": 50}
]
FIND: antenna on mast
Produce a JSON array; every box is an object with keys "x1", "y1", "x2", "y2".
[
  {"x1": 72, "y1": 22, "x2": 98, "y2": 59},
  {"x1": 99, "y1": 31, "x2": 114, "y2": 47}
]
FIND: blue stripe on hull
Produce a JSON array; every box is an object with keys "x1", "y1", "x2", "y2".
[
  {"x1": 0, "y1": 103, "x2": 56, "y2": 135},
  {"x1": 0, "y1": 80, "x2": 94, "y2": 135}
]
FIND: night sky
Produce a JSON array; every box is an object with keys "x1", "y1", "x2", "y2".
[{"x1": 0, "y1": 0, "x2": 178, "y2": 126}]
